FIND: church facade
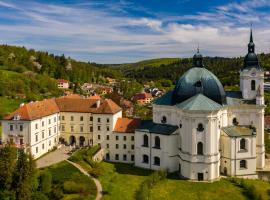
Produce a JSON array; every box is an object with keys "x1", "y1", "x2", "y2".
[{"x1": 134, "y1": 30, "x2": 265, "y2": 181}]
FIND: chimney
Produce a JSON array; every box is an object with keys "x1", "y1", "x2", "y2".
[{"x1": 96, "y1": 99, "x2": 100, "y2": 108}]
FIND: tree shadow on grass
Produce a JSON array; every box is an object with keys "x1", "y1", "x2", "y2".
[{"x1": 107, "y1": 162, "x2": 153, "y2": 176}]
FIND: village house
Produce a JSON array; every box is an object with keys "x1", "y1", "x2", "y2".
[
  {"x1": 57, "y1": 79, "x2": 69, "y2": 89},
  {"x1": 133, "y1": 92, "x2": 153, "y2": 105}
]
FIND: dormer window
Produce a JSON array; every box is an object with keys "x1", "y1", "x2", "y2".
[
  {"x1": 197, "y1": 123, "x2": 204, "y2": 132},
  {"x1": 161, "y1": 116, "x2": 167, "y2": 124}
]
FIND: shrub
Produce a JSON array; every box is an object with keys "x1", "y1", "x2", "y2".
[{"x1": 63, "y1": 181, "x2": 88, "y2": 195}]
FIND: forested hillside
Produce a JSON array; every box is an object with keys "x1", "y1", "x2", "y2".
[
  {"x1": 0, "y1": 45, "x2": 122, "y2": 83},
  {"x1": 119, "y1": 54, "x2": 270, "y2": 86}
]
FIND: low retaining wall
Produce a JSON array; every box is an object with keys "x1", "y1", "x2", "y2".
[{"x1": 92, "y1": 148, "x2": 105, "y2": 162}]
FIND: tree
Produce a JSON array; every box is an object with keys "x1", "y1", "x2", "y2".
[
  {"x1": 39, "y1": 171, "x2": 52, "y2": 194},
  {"x1": 12, "y1": 150, "x2": 37, "y2": 200},
  {"x1": 0, "y1": 145, "x2": 17, "y2": 190}
]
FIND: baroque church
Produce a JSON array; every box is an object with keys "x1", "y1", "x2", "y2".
[
  {"x1": 1, "y1": 30, "x2": 265, "y2": 182},
  {"x1": 134, "y1": 29, "x2": 265, "y2": 181}
]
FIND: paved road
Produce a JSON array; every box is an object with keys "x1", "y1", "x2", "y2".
[
  {"x1": 36, "y1": 145, "x2": 72, "y2": 168},
  {"x1": 66, "y1": 160, "x2": 103, "y2": 200}
]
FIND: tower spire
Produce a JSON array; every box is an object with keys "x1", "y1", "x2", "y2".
[{"x1": 250, "y1": 28, "x2": 253, "y2": 43}]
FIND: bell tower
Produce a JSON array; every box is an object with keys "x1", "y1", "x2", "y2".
[{"x1": 240, "y1": 29, "x2": 264, "y2": 101}]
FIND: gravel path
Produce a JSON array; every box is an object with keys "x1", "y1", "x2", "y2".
[
  {"x1": 36, "y1": 145, "x2": 72, "y2": 168},
  {"x1": 66, "y1": 160, "x2": 103, "y2": 200}
]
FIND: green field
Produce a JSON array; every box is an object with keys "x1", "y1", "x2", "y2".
[
  {"x1": 42, "y1": 161, "x2": 97, "y2": 200},
  {"x1": 97, "y1": 162, "x2": 270, "y2": 200},
  {"x1": 98, "y1": 162, "x2": 152, "y2": 200}
]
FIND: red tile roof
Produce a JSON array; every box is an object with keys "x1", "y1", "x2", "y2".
[
  {"x1": 133, "y1": 93, "x2": 152, "y2": 101},
  {"x1": 113, "y1": 118, "x2": 141, "y2": 133},
  {"x1": 57, "y1": 79, "x2": 69, "y2": 83},
  {"x1": 4, "y1": 98, "x2": 122, "y2": 121},
  {"x1": 4, "y1": 99, "x2": 59, "y2": 120}
]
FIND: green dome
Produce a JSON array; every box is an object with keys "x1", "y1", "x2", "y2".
[{"x1": 172, "y1": 67, "x2": 226, "y2": 105}]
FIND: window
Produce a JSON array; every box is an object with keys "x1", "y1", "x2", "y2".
[
  {"x1": 116, "y1": 136, "x2": 119, "y2": 140},
  {"x1": 35, "y1": 124, "x2": 38, "y2": 129},
  {"x1": 197, "y1": 142, "x2": 203, "y2": 155},
  {"x1": 154, "y1": 136, "x2": 160, "y2": 149},
  {"x1": 143, "y1": 154, "x2": 149, "y2": 163},
  {"x1": 98, "y1": 118, "x2": 101, "y2": 123},
  {"x1": 10, "y1": 125, "x2": 13, "y2": 131},
  {"x1": 106, "y1": 135, "x2": 110, "y2": 140},
  {"x1": 42, "y1": 131, "x2": 44, "y2": 139},
  {"x1": 251, "y1": 80, "x2": 256, "y2": 91},
  {"x1": 54, "y1": 117, "x2": 56, "y2": 122},
  {"x1": 107, "y1": 118, "x2": 110, "y2": 123},
  {"x1": 62, "y1": 116, "x2": 65, "y2": 120},
  {"x1": 71, "y1": 116, "x2": 74, "y2": 121},
  {"x1": 123, "y1": 154, "x2": 127, "y2": 161},
  {"x1": 71, "y1": 126, "x2": 74, "y2": 132},
  {"x1": 62, "y1": 125, "x2": 65, "y2": 131},
  {"x1": 154, "y1": 156, "x2": 160, "y2": 166},
  {"x1": 19, "y1": 125, "x2": 23, "y2": 131},
  {"x1": 116, "y1": 144, "x2": 119, "y2": 149},
  {"x1": 42, "y1": 143, "x2": 44, "y2": 149},
  {"x1": 20, "y1": 138, "x2": 23, "y2": 145},
  {"x1": 106, "y1": 153, "x2": 110, "y2": 160},
  {"x1": 98, "y1": 135, "x2": 101, "y2": 140},
  {"x1": 49, "y1": 129, "x2": 51, "y2": 136},
  {"x1": 107, "y1": 126, "x2": 110, "y2": 131},
  {"x1": 240, "y1": 138, "x2": 246, "y2": 150},
  {"x1": 115, "y1": 154, "x2": 119, "y2": 160},
  {"x1": 90, "y1": 126, "x2": 93, "y2": 132},
  {"x1": 131, "y1": 136, "x2": 134, "y2": 141},
  {"x1": 161, "y1": 116, "x2": 167, "y2": 124},
  {"x1": 197, "y1": 123, "x2": 204, "y2": 132},
  {"x1": 80, "y1": 116, "x2": 83, "y2": 121},
  {"x1": 36, "y1": 147, "x2": 38, "y2": 153},
  {"x1": 98, "y1": 126, "x2": 101, "y2": 131},
  {"x1": 123, "y1": 144, "x2": 126, "y2": 149},
  {"x1": 233, "y1": 118, "x2": 238, "y2": 126},
  {"x1": 106, "y1": 144, "x2": 109, "y2": 148},
  {"x1": 80, "y1": 126, "x2": 83, "y2": 132},
  {"x1": 49, "y1": 140, "x2": 51, "y2": 146},
  {"x1": 35, "y1": 134, "x2": 38, "y2": 142},
  {"x1": 131, "y1": 155, "x2": 134, "y2": 161},
  {"x1": 49, "y1": 119, "x2": 51, "y2": 124},
  {"x1": 90, "y1": 116, "x2": 93, "y2": 121},
  {"x1": 179, "y1": 123, "x2": 182, "y2": 128},
  {"x1": 123, "y1": 136, "x2": 126, "y2": 141},
  {"x1": 42, "y1": 121, "x2": 44, "y2": 127},
  {"x1": 143, "y1": 134, "x2": 149, "y2": 147},
  {"x1": 240, "y1": 160, "x2": 247, "y2": 169},
  {"x1": 131, "y1": 145, "x2": 134, "y2": 150}
]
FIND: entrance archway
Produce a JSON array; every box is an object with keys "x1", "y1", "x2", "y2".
[
  {"x1": 224, "y1": 167, "x2": 227, "y2": 176},
  {"x1": 79, "y1": 136, "x2": 85, "y2": 147},
  {"x1": 69, "y1": 135, "x2": 76, "y2": 145}
]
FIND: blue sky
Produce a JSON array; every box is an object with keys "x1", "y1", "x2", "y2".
[{"x1": 0, "y1": 0, "x2": 270, "y2": 63}]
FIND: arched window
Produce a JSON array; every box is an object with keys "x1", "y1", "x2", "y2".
[
  {"x1": 240, "y1": 160, "x2": 247, "y2": 169},
  {"x1": 197, "y1": 142, "x2": 203, "y2": 155},
  {"x1": 240, "y1": 138, "x2": 247, "y2": 150},
  {"x1": 154, "y1": 156, "x2": 160, "y2": 166},
  {"x1": 143, "y1": 154, "x2": 149, "y2": 163},
  {"x1": 197, "y1": 123, "x2": 204, "y2": 132},
  {"x1": 251, "y1": 80, "x2": 256, "y2": 91},
  {"x1": 154, "y1": 136, "x2": 160, "y2": 149},
  {"x1": 143, "y1": 134, "x2": 149, "y2": 147},
  {"x1": 233, "y1": 118, "x2": 238, "y2": 126},
  {"x1": 161, "y1": 116, "x2": 167, "y2": 124}
]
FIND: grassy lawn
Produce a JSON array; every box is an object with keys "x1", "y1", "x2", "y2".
[
  {"x1": 42, "y1": 160, "x2": 97, "y2": 200},
  {"x1": 98, "y1": 162, "x2": 152, "y2": 200},
  {"x1": 0, "y1": 96, "x2": 21, "y2": 119}
]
